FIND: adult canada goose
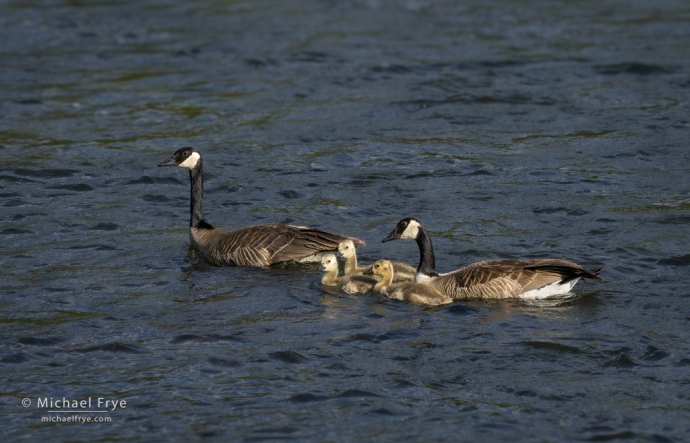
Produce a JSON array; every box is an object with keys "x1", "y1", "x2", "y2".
[
  {"x1": 336, "y1": 239, "x2": 416, "y2": 282},
  {"x1": 365, "y1": 260, "x2": 452, "y2": 306},
  {"x1": 382, "y1": 217, "x2": 602, "y2": 300},
  {"x1": 318, "y1": 254, "x2": 379, "y2": 294},
  {"x1": 158, "y1": 147, "x2": 365, "y2": 267}
]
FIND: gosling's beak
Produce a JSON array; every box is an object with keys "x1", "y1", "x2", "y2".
[
  {"x1": 335, "y1": 250, "x2": 344, "y2": 258},
  {"x1": 317, "y1": 264, "x2": 325, "y2": 272},
  {"x1": 363, "y1": 267, "x2": 374, "y2": 275},
  {"x1": 381, "y1": 229, "x2": 399, "y2": 243},
  {"x1": 158, "y1": 156, "x2": 177, "y2": 167}
]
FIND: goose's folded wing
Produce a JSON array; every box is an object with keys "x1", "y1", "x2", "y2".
[
  {"x1": 430, "y1": 268, "x2": 528, "y2": 299},
  {"x1": 264, "y1": 225, "x2": 365, "y2": 264},
  {"x1": 206, "y1": 226, "x2": 288, "y2": 266},
  {"x1": 431, "y1": 259, "x2": 600, "y2": 299},
  {"x1": 521, "y1": 259, "x2": 603, "y2": 283}
]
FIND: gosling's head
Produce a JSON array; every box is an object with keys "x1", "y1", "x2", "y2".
[
  {"x1": 365, "y1": 260, "x2": 394, "y2": 278},
  {"x1": 318, "y1": 253, "x2": 339, "y2": 273},
  {"x1": 382, "y1": 217, "x2": 422, "y2": 243},
  {"x1": 158, "y1": 147, "x2": 201, "y2": 170},
  {"x1": 336, "y1": 239, "x2": 357, "y2": 259}
]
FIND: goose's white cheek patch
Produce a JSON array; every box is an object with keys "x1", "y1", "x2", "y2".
[
  {"x1": 179, "y1": 152, "x2": 201, "y2": 169},
  {"x1": 400, "y1": 221, "x2": 420, "y2": 240}
]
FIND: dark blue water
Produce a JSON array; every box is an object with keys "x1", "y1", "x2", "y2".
[{"x1": 1, "y1": 1, "x2": 689, "y2": 441}]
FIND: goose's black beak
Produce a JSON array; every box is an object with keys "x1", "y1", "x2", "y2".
[
  {"x1": 363, "y1": 267, "x2": 374, "y2": 275},
  {"x1": 158, "y1": 156, "x2": 177, "y2": 167},
  {"x1": 381, "y1": 229, "x2": 398, "y2": 243}
]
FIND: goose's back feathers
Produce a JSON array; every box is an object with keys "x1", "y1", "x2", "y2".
[
  {"x1": 429, "y1": 259, "x2": 602, "y2": 300},
  {"x1": 192, "y1": 224, "x2": 364, "y2": 267}
]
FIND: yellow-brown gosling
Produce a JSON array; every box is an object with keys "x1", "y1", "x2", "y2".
[
  {"x1": 336, "y1": 239, "x2": 416, "y2": 282},
  {"x1": 365, "y1": 260, "x2": 452, "y2": 306},
  {"x1": 158, "y1": 147, "x2": 364, "y2": 267},
  {"x1": 382, "y1": 217, "x2": 602, "y2": 300},
  {"x1": 318, "y1": 254, "x2": 379, "y2": 295}
]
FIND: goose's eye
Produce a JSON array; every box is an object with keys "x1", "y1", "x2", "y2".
[{"x1": 401, "y1": 221, "x2": 407, "y2": 227}]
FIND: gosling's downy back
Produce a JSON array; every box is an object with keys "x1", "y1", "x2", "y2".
[{"x1": 367, "y1": 260, "x2": 452, "y2": 306}]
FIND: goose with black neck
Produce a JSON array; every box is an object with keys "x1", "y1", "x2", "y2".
[
  {"x1": 158, "y1": 147, "x2": 365, "y2": 267},
  {"x1": 382, "y1": 217, "x2": 602, "y2": 300}
]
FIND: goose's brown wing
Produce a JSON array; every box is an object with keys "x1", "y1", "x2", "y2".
[
  {"x1": 270, "y1": 225, "x2": 365, "y2": 263},
  {"x1": 430, "y1": 259, "x2": 601, "y2": 299},
  {"x1": 199, "y1": 224, "x2": 364, "y2": 267}
]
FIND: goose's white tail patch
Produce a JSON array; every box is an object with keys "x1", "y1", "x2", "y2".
[{"x1": 520, "y1": 278, "x2": 580, "y2": 300}]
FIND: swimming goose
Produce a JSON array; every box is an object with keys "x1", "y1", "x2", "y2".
[
  {"x1": 318, "y1": 254, "x2": 379, "y2": 294},
  {"x1": 365, "y1": 260, "x2": 452, "y2": 306},
  {"x1": 382, "y1": 217, "x2": 602, "y2": 300},
  {"x1": 336, "y1": 239, "x2": 416, "y2": 282},
  {"x1": 158, "y1": 147, "x2": 365, "y2": 267}
]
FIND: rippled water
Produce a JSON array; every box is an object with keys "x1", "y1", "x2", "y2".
[{"x1": 2, "y1": 0, "x2": 690, "y2": 441}]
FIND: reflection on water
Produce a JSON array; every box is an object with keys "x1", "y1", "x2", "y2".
[{"x1": 1, "y1": 0, "x2": 690, "y2": 441}]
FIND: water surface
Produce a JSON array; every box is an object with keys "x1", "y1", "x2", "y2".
[{"x1": 1, "y1": 0, "x2": 689, "y2": 441}]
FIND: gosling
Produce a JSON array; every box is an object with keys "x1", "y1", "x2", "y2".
[
  {"x1": 336, "y1": 239, "x2": 416, "y2": 282},
  {"x1": 318, "y1": 254, "x2": 379, "y2": 295},
  {"x1": 365, "y1": 260, "x2": 452, "y2": 306}
]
